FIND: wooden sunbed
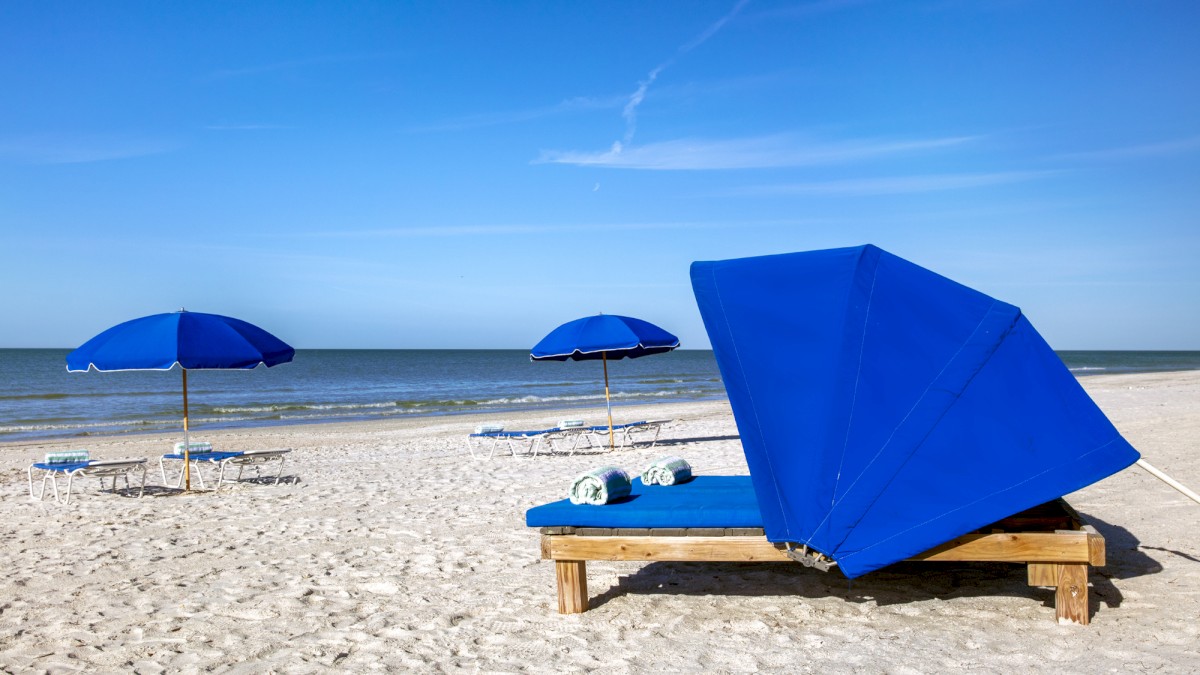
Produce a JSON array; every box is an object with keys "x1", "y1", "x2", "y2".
[{"x1": 538, "y1": 498, "x2": 1105, "y2": 625}]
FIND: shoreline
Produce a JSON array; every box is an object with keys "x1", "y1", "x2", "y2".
[
  {"x1": 0, "y1": 370, "x2": 1197, "y2": 670},
  {"x1": 7, "y1": 366, "x2": 1200, "y2": 449},
  {"x1": 0, "y1": 394, "x2": 732, "y2": 448}
]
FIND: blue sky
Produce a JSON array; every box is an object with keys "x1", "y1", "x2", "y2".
[{"x1": 2, "y1": 1, "x2": 1197, "y2": 350}]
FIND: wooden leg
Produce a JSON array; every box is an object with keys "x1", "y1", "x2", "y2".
[
  {"x1": 1027, "y1": 563, "x2": 1059, "y2": 586},
  {"x1": 1055, "y1": 564, "x2": 1089, "y2": 625},
  {"x1": 555, "y1": 560, "x2": 588, "y2": 614}
]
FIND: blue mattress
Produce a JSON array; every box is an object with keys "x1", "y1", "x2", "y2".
[{"x1": 525, "y1": 475, "x2": 763, "y2": 529}]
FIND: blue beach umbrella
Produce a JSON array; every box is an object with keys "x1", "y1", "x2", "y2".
[
  {"x1": 531, "y1": 314, "x2": 680, "y2": 449},
  {"x1": 66, "y1": 309, "x2": 294, "y2": 490}
]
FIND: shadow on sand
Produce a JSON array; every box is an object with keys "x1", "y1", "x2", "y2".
[{"x1": 587, "y1": 510, "x2": 1161, "y2": 620}]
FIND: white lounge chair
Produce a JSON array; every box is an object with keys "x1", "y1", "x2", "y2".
[
  {"x1": 584, "y1": 419, "x2": 673, "y2": 449},
  {"x1": 159, "y1": 442, "x2": 291, "y2": 490},
  {"x1": 467, "y1": 427, "x2": 558, "y2": 459},
  {"x1": 28, "y1": 457, "x2": 148, "y2": 505}
]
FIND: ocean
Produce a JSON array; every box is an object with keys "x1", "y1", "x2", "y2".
[{"x1": 1, "y1": 349, "x2": 1198, "y2": 443}]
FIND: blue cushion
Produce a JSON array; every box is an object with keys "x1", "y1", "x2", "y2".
[{"x1": 526, "y1": 476, "x2": 762, "y2": 528}]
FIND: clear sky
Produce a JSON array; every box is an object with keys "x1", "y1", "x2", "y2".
[{"x1": 2, "y1": 1, "x2": 1197, "y2": 350}]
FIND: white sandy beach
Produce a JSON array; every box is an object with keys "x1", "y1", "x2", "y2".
[{"x1": 1, "y1": 370, "x2": 1198, "y2": 673}]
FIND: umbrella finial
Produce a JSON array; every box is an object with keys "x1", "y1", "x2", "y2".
[{"x1": 178, "y1": 307, "x2": 187, "y2": 313}]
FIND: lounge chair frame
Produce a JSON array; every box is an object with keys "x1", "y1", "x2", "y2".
[
  {"x1": 537, "y1": 498, "x2": 1105, "y2": 625},
  {"x1": 468, "y1": 428, "x2": 591, "y2": 459},
  {"x1": 159, "y1": 450, "x2": 290, "y2": 490},
  {"x1": 27, "y1": 459, "x2": 148, "y2": 505},
  {"x1": 579, "y1": 419, "x2": 672, "y2": 451}
]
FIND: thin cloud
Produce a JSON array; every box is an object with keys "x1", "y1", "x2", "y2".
[
  {"x1": 1049, "y1": 135, "x2": 1200, "y2": 162},
  {"x1": 0, "y1": 134, "x2": 180, "y2": 165},
  {"x1": 536, "y1": 134, "x2": 977, "y2": 170},
  {"x1": 727, "y1": 170, "x2": 1055, "y2": 196},
  {"x1": 410, "y1": 71, "x2": 791, "y2": 134},
  {"x1": 407, "y1": 95, "x2": 626, "y2": 133},
  {"x1": 620, "y1": 0, "x2": 749, "y2": 147}
]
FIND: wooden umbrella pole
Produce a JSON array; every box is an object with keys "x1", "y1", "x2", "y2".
[
  {"x1": 603, "y1": 352, "x2": 614, "y2": 451},
  {"x1": 1137, "y1": 459, "x2": 1200, "y2": 505},
  {"x1": 182, "y1": 368, "x2": 191, "y2": 491}
]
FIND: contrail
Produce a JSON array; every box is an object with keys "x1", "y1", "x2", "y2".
[{"x1": 618, "y1": 0, "x2": 749, "y2": 149}]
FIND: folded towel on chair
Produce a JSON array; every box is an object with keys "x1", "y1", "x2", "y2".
[
  {"x1": 174, "y1": 441, "x2": 214, "y2": 453},
  {"x1": 641, "y1": 456, "x2": 693, "y2": 486},
  {"x1": 568, "y1": 466, "x2": 632, "y2": 505},
  {"x1": 45, "y1": 450, "x2": 90, "y2": 465},
  {"x1": 557, "y1": 419, "x2": 586, "y2": 429},
  {"x1": 474, "y1": 424, "x2": 505, "y2": 434}
]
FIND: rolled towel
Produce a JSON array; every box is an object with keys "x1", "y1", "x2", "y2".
[
  {"x1": 557, "y1": 419, "x2": 586, "y2": 429},
  {"x1": 568, "y1": 466, "x2": 632, "y2": 505},
  {"x1": 641, "y1": 456, "x2": 693, "y2": 486},
  {"x1": 474, "y1": 424, "x2": 505, "y2": 434},
  {"x1": 45, "y1": 450, "x2": 90, "y2": 465},
  {"x1": 174, "y1": 441, "x2": 213, "y2": 453}
]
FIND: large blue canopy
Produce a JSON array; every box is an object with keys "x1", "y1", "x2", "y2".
[
  {"x1": 66, "y1": 310, "x2": 294, "y2": 372},
  {"x1": 691, "y1": 245, "x2": 1139, "y2": 578},
  {"x1": 530, "y1": 314, "x2": 679, "y2": 361}
]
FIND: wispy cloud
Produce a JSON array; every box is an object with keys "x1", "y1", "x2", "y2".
[
  {"x1": 410, "y1": 71, "x2": 793, "y2": 134},
  {"x1": 618, "y1": 0, "x2": 749, "y2": 148},
  {"x1": 1048, "y1": 135, "x2": 1200, "y2": 162},
  {"x1": 0, "y1": 134, "x2": 180, "y2": 164},
  {"x1": 407, "y1": 95, "x2": 626, "y2": 133},
  {"x1": 726, "y1": 170, "x2": 1055, "y2": 196},
  {"x1": 536, "y1": 133, "x2": 977, "y2": 170}
]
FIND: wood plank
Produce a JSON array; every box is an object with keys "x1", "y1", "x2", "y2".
[
  {"x1": 1055, "y1": 563, "x2": 1089, "y2": 625},
  {"x1": 555, "y1": 560, "x2": 588, "y2": 614},
  {"x1": 1027, "y1": 563, "x2": 1059, "y2": 586},
  {"x1": 545, "y1": 535, "x2": 791, "y2": 562},
  {"x1": 543, "y1": 531, "x2": 1095, "y2": 564},
  {"x1": 908, "y1": 532, "x2": 1092, "y2": 563}
]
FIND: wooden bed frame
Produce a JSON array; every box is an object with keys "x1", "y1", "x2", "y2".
[{"x1": 538, "y1": 498, "x2": 1106, "y2": 624}]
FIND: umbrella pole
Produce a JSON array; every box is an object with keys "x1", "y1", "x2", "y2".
[
  {"x1": 182, "y1": 368, "x2": 191, "y2": 491},
  {"x1": 603, "y1": 352, "x2": 614, "y2": 451}
]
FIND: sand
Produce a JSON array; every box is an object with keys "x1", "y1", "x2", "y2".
[{"x1": 0, "y1": 370, "x2": 1198, "y2": 673}]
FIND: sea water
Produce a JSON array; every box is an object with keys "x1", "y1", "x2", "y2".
[
  {"x1": 1, "y1": 349, "x2": 1197, "y2": 442},
  {"x1": 0, "y1": 349, "x2": 725, "y2": 441}
]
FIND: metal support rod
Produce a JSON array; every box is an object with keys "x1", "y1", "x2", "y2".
[{"x1": 1137, "y1": 458, "x2": 1200, "y2": 505}]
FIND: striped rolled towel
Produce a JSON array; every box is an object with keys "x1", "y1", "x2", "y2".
[
  {"x1": 174, "y1": 441, "x2": 214, "y2": 454},
  {"x1": 568, "y1": 466, "x2": 632, "y2": 505},
  {"x1": 45, "y1": 450, "x2": 90, "y2": 465},
  {"x1": 641, "y1": 456, "x2": 693, "y2": 486}
]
